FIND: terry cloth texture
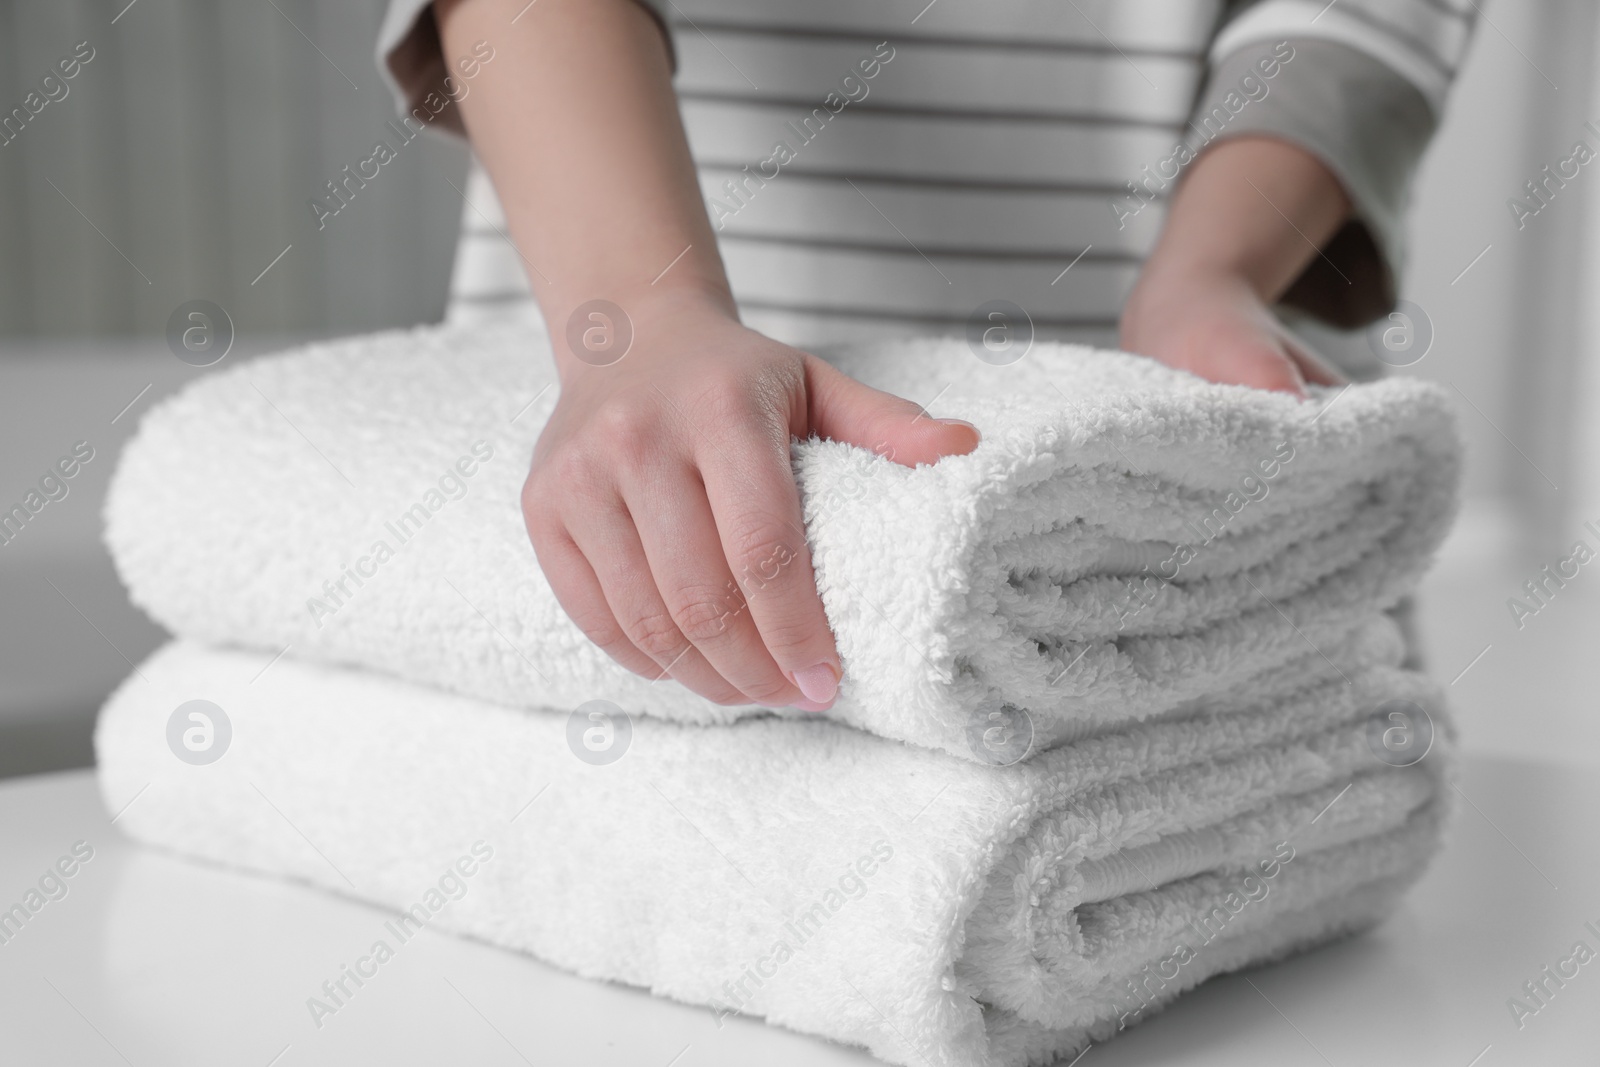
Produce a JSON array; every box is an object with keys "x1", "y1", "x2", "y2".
[
  {"x1": 97, "y1": 621, "x2": 1452, "y2": 1067},
  {"x1": 104, "y1": 323, "x2": 1460, "y2": 763}
]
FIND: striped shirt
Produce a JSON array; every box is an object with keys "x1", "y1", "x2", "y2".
[{"x1": 378, "y1": 0, "x2": 1475, "y2": 371}]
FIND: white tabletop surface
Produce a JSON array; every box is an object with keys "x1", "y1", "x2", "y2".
[{"x1": 1, "y1": 754, "x2": 1595, "y2": 1066}]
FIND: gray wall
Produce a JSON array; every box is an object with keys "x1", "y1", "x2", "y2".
[
  {"x1": 0, "y1": 0, "x2": 466, "y2": 338},
  {"x1": 0, "y1": 0, "x2": 468, "y2": 775},
  {"x1": 1399, "y1": 1, "x2": 1596, "y2": 553}
]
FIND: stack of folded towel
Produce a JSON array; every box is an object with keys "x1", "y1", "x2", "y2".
[{"x1": 97, "y1": 324, "x2": 1461, "y2": 1066}]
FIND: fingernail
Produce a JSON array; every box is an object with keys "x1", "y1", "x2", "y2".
[
  {"x1": 792, "y1": 663, "x2": 839, "y2": 705},
  {"x1": 792, "y1": 697, "x2": 833, "y2": 713},
  {"x1": 936, "y1": 418, "x2": 982, "y2": 449}
]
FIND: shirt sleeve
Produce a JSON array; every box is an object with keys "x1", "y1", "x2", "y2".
[
  {"x1": 1190, "y1": 0, "x2": 1478, "y2": 328},
  {"x1": 374, "y1": 0, "x2": 675, "y2": 138}
]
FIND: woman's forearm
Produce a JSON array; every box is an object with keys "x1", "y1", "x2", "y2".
[
  {"x1": 1141, "y1": 136, "x2": 1353, "y2": 302},
  {"x1": 436, "y1": 0, "x2": 735, "y2": 371}
]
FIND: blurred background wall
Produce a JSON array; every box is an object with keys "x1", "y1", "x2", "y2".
[
  {"x1": 1, "y1": 0, "x2": 1597, "y2": 777},
  {"x1": 0, "y1": 0, "x2": 469, "y2": 776},
  {"x1": 0, "y1": 0, "x2": 466, "y2": 337}
]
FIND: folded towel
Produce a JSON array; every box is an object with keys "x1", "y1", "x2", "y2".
[
  {"x1": 97, "y1": 618, "x2": 1451, "y2": 1067},
  {"x1": 106, "y1": 324, "x2": 1458, "y2": 759}
]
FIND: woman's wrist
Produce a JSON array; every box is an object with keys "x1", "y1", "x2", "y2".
[{"x1": 544, "y1": 279, "x2": 742, "y2": 381}]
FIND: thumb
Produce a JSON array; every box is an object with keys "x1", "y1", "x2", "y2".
[
  {"x1": 802, "y1": 355, "x2": 981, "y2": 467},
  {"x1": 1282, "y1": 335, "x2": 1349, "y2": 388},
  {"x1": 1218, "y1": 340, "x2": 1309, "y2": 397}
]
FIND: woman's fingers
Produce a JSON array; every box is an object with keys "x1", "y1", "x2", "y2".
[
  {"x1": 1282, "y1": 334, "x2": 1349, "y2": 387},
  {"x1": 525, "y1": 522, "x2": 662, "y2": 680},
  {"x1": 1212, "y1": 337, "x2": 1308, "y2": 396},
  {"x1": 1144, "y1": 316, "x2": 1308, "y2": 396},
  {"x1": 622, "y1": 462, "x2": 811, "y2": 707},
  {"x1": 560, "y1": 496, "x2": 756, "y2": 706},
  {"x1": 696, "y1": 415, "x2": 843, "y2": 709}
]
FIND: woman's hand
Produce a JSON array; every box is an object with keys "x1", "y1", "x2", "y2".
[
  {"x1": 525, "y1": 291, "x2": 980, "y2": 710},
  {"x1": 1120, "y1": 263, "x2": 1344, "y2": 395},
  {"x1": 1120, "y1": 136, "x2": 1355, "y2": 396},
  {"x1": 436, "y1": 0, "x2": 979, "y2": 706}
]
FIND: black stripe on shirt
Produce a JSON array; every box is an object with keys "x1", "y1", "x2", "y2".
[
  {"x1": 452, "y1": 290, "x2": 533, "y2": 304},
  {"x1": 737, "y1": 297, "x2": 1122, "y2": 330},
  {"x1": 667, "y1": 19, "x2": 1207, "y2": 61},
  {"x1": 697, "y1": 161, "x2": 1163, "y2": 197},
  {"x1": 677, "y1": 90, "x2": 1193, "y2": 131},
  {"x1": 718, "y1": 231, "x2": 1144, "y2": 264}
]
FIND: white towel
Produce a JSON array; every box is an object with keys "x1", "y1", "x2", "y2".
[
  {"x1": 105, "y1": 323, "x2": 1460, "y2": 760},
  {"x1": 97, "y1": 619, "x2": 1451, "y2": 1067}
]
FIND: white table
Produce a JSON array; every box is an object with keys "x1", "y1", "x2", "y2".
[{"x1": 2, "y1": 755, "x2": 1595, "y2": 1066}]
